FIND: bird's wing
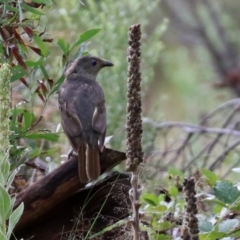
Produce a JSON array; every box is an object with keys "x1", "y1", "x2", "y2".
[
  {"x1": 92, "y1": 82, "x2": 107, "y2": 151},
  {"x1": 92, "y1": 100, "x2": 106, "y2": 152},
  {"x1": 58, "y1": 86, "x2": 82, "y2": 138},
  {"x1": 92, "y1": 100, "x2": 106, "y2": 134}
]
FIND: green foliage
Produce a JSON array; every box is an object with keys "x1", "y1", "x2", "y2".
[
  {"x1": 7, "y1": 203, "x2": 24, "y2": 239},
  {"x1": 214, "y1": 180, "x2": 240, "y2": 204},
  {"x1": 142, "y1": 193, "x2": 159, "y2": 207},
  {"x1": 0, "y1": 0, "x2": 102, "y2": 170},
  {"x1": 57, "y1": 28, "x2": 101, "y2": 62},
  {"x1": 138, "y1": 168, "x2": 240, "y2": 239},
  {"x1": 201, "y1": 168, "x2": 220, "y2": 187},
  {"x1": 0, "y1": 64, "x2": 24, "y2": 239},
  {"x1": 0, "y1": 1, "x2": 101, "y2": 238}
]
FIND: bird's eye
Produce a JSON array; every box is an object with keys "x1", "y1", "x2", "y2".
[{"x1": 91, "y1": 60, "x2": 97, "y2": 66}]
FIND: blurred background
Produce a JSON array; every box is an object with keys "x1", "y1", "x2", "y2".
[{"x1": 9, "y1": 0, "x2": 240, "y2": 183}]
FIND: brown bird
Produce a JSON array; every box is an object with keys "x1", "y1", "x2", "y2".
[{"x1": 58, "y1": 55, "x2": 113, "y2": 182}]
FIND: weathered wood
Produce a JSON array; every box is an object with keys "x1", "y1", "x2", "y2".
[
  {"x1": 13, "y1": 148, "x2": 126, "y2": 232},
  {"x1": 13, "y1": 172, "x2": 131, "y2": 240}
]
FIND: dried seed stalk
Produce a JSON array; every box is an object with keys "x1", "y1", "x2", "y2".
[
  {"x1": 181, "y1": 177, "x2": 199, "y2": 240},
  {"x1": 126, "y1": 24, "x2": 145, "y2": 240}
]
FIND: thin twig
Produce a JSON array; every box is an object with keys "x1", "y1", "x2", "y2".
[
  {"x1": 28, "y1": 100, "x2": 49, "y2": 131},
  {"x1": 143, "y1": 120, "x2": 240, "y2": 137},
  {"x1": 199, "y1": 99, "x2": 240, "y2": 122},
  {"x1": 209, "y1": 138, "x2": 240, "y2": 170},
  {"x1": 203, "y1": 106, "x2": 240, "y2": 164},
  {"x1": 222, "y1": 158, "x2": 240, "y2": 179},
  {"x1": 166, "y1": 133, "x2": 194, "y2": 168}
]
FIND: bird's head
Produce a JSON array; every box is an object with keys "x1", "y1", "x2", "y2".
[{"x1": 65, "y1": 55, "x2": 114, "y2": 79}]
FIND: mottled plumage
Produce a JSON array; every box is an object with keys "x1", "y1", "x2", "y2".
[{"x1": 58, "y1": 55, "x2": 113, "y2": 182}]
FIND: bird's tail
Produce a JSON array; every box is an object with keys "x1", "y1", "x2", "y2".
[
  {"x1": 86, "y1": 145, "x2": 101, "y2": 181},
  {"x1": 78, "y1": 143, "x2": 88, "y2": 183}
]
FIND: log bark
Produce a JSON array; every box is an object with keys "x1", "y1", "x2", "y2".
[
  {"x1": 13, "y1": 172, "x2": 131, "y2": 240},
  {"x1": 13, "y1": 148, "x2": 126, "y2": 232}
]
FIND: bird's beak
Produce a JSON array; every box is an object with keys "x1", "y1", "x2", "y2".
[{"x1": 102, "y1": 59, "x2": 114, "y2": 67}]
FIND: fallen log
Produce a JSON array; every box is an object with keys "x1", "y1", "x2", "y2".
[
  {"x1": 13, "y1": 148, "x2": 126, "y2": 232},
  {"x1": 14, "y1": 172, "x2": 131, "y2": 240}
]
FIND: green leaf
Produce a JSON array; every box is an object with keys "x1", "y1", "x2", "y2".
[
  {"x1": 201, "y1": 168, "x2": 219, "y2": 187},
  {"x1": 152, "y1": 205, "x2": 167, "y2": 212},
  {"x1": 49, "y1": 75, "x2": 65, "y2": 96},
  {"x1": 6, "y1": 169, "x2": 18, "y2": 191},
  {"x1": 57, "y1": 39, "x2": 70, "y2": 56},
  {"x1": 40, "y1": 64, "x2": 49, "y2": 79},
  {"x1": 199, "y1": 231, "x2": 226, "y2": 240},
  {"x1": 19, "y1": 44, "x2": 28, "y2": 55},
  {"x1": 207, "y1": 198, "x2": 227, "y2": 212},
  {"x1": 168, "y1": 186, "x2": 178, "y2": 197},
  {"x1": 20, "y1": 3, "x2": 45, "y2": 15},
  {"x1": 199, "y1": 217, "x2": 214, "y2": 232},
  {"x1": 0, "y1": 161, "x2": 10, "y2": 183},
  {"x1": 218, "y1": 219, "x2": 239, "y2": 233},
  {"x1": 10, "y1": 108, "x2": 35, "y2": 132},
  {"x1": 23, "y1": 110, "x2": 35, "y2": 131},
  {"x1": 33, "y1": 34, "x2": 49, "y2": 56},
  {"x1": 158, "y1": 194, "x2": 165, "y2": 202},
  {"x1": 142, "y1": 193, "x2": 159, "y2": 206},
  {"x1": 214, "y1": 181, "x2": 240, "y2": 204},
  {"x1": 10, "y1": 66, "x2": 26, "y2": 82},
  {"x1": 25, "y1": 59, "x2": 43, "y2": 67},
  {"x1": 72, "y1": 29, "x2": 101, "y2": 50},
  {"x1": 0, "y1": 13, "x2": 15, "y2": 25},
  {"x1": 25, "y1": 132, "x2": 59, "y2": 142},
  {"x1": 156, "y1": 234, "x2": 172, "y2": 240},
  {"x1": 42, "y1": 148, "x2": 58, "y2": 156},
  {"x1": 11, "y1": 72, "x2": 26, "y2": 82},
  {"x1": 167, "y1": 167, "x2": 184, "y2": 177},
  {"x1": 29, "y1": 147, "x2": 41, "y2": 158},
  {"x1": 0, "y1": 230, "x2": 7, "y2": 240},
  {"x1": 10, "y1": 107, "x2": 22, "y2": 131},
  {"x1": 9, "y1": 147, "x2": 26, "y2": 163},
  {"x1": 5, "y1": 5, "x2": 19, "y2": 13},
  {"x1": 32, "y1": 0, "x2": 52, "y2": 5},
  {"x1": 10, "y1": 149, "x2": 30, "y2": 170},
  {"x1": 0, "y1": 43, "x2": 5, "y2": 54},
  {"x1": 25, "y1": 138, "x2": 38, "y2": 149},
  {"x1": 0, "y1": 184, "x2": 12, "y2": 220},
  {"x1": 155, "y1": 221, "x2": 174, "y2": 231},
  {"x1": 7, "y1": 202, "x2": 24, "y2": 239}
]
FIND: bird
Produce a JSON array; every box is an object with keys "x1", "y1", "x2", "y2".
[{"x1": 58, "y1": 55, "x2": 113, "y2": 182}]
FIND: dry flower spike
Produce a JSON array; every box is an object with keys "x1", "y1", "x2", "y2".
[
  {"x1": 126, "y1": 24, "x2": 145, "y2": 240},
  {"x1": 126, "y1": 23, "x2": 144, "y2": 172}
]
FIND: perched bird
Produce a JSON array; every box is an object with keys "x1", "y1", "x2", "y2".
[{"x1": 58, "y1": 55, "x2": 113, "y2": 182}]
